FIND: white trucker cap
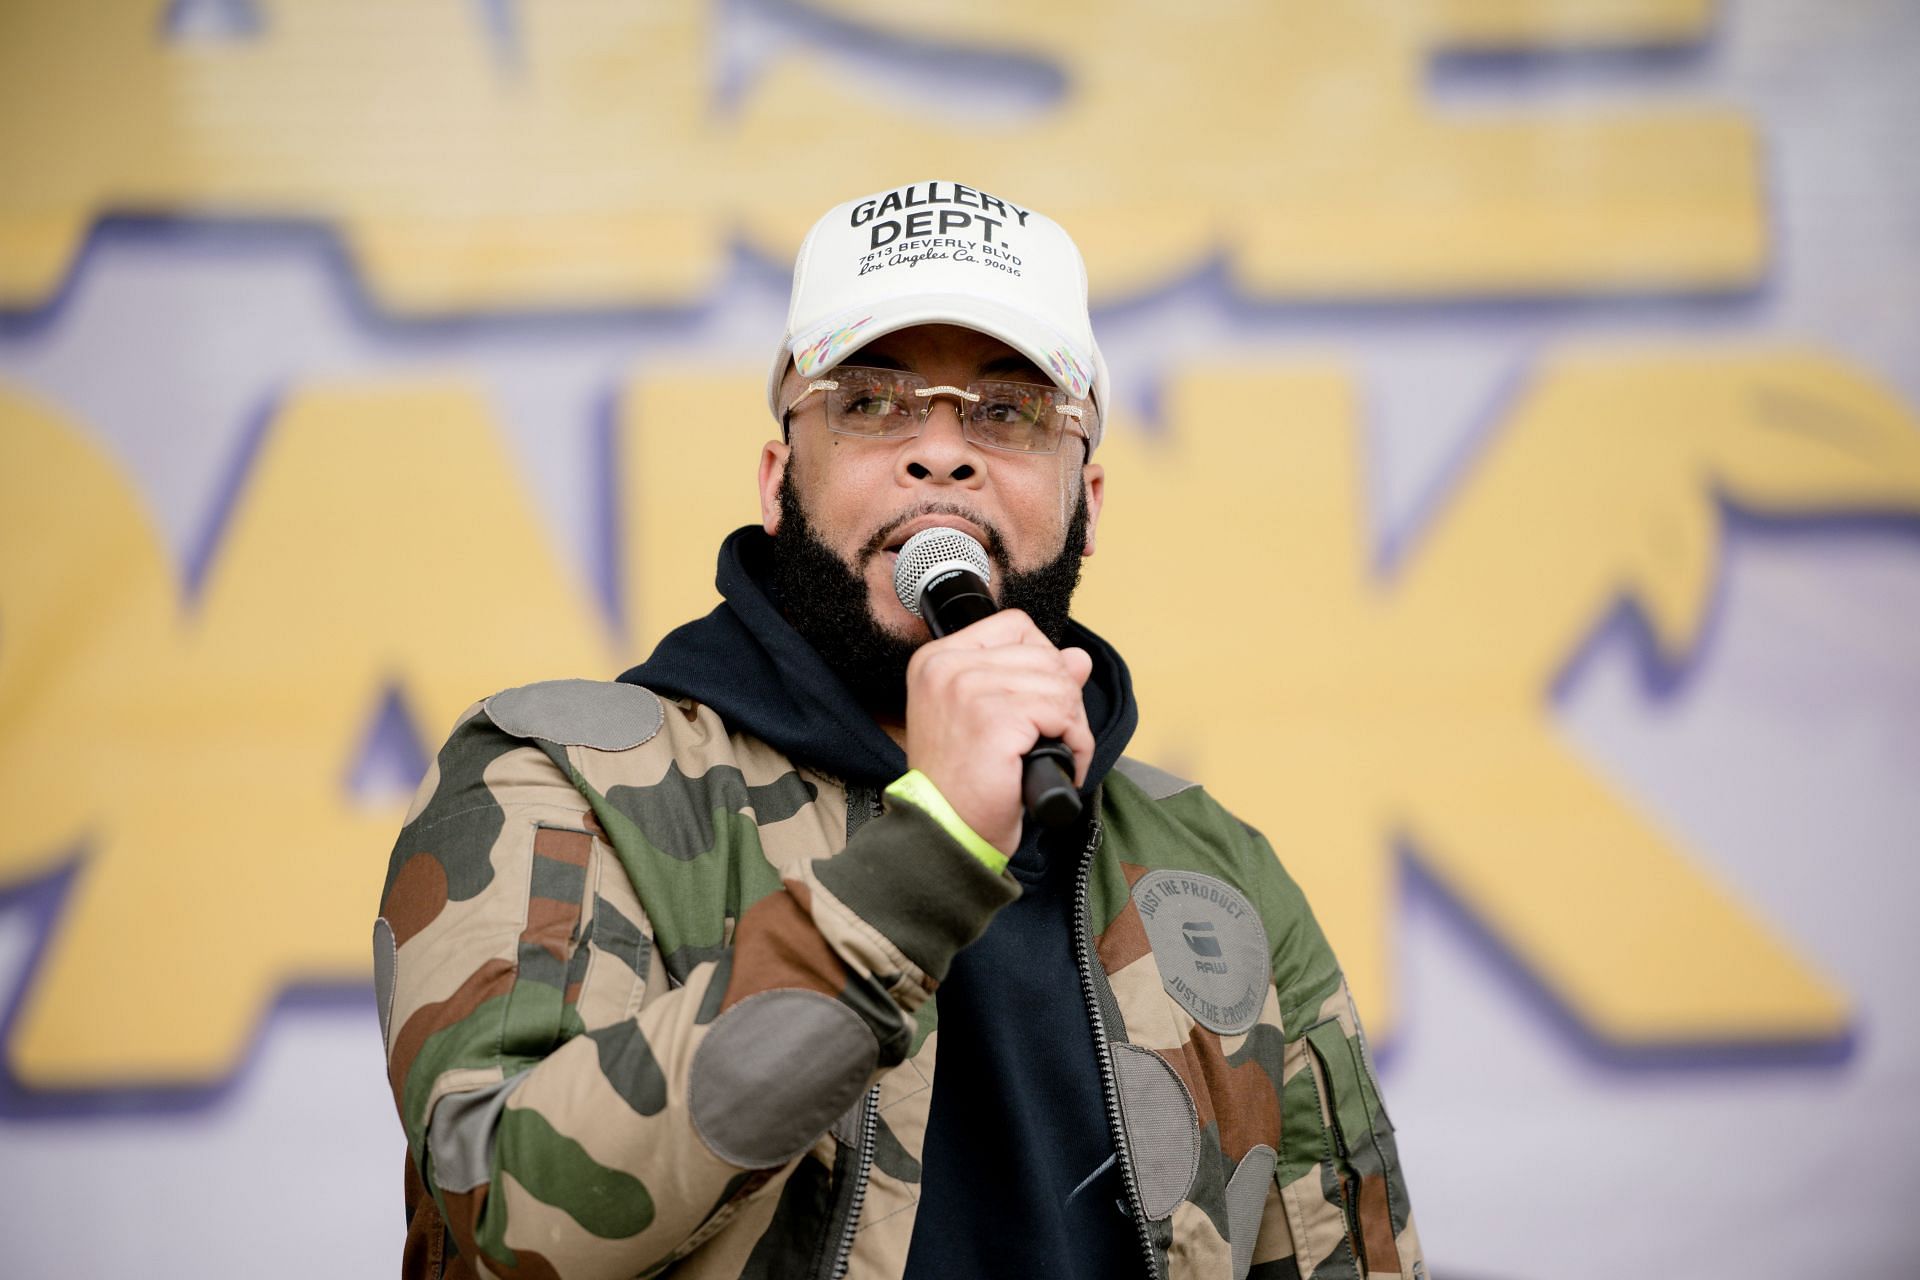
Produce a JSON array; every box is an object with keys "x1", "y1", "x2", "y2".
[{"x1": 767, "y1": 179, "x2": 1110, "y2": 450}]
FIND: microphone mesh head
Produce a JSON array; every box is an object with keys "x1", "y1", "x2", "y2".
[{"x1": 892, "y1": 527, "x2": 993, "y2": 619}]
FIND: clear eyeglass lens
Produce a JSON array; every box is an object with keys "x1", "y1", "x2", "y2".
[
  {"x1": 827, "y1": 368, "x2": 923, "y2": 436},
  {"x1": 967, "y1": 380, "x2": 1058, "y2": 452}
]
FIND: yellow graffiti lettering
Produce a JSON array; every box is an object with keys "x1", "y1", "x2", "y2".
[
  {"x1": 2, "y1": 347, "x2": 1912, "y2": 1086},
  {"x1": 1, "y1": 0, "x2": 1758, "y2": 310},
  {"x1": 743, "y1": 0, "x2": 1758, "y2": 299},
  {"x1": 0, "y1": 383, "x2": 612, "y2": 1085}
]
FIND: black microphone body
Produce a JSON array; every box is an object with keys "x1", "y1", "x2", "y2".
[
  {"x1": 915, "y1": 562, "x2": 1084, "y2": 830},
  {"x1": 916, "y1": 565, "x2": 998, "y2": 636}
]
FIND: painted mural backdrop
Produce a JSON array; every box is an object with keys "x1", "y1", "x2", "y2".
[{"x1": 2, "y1": 1, "x2": 1917, "y2": 1275}]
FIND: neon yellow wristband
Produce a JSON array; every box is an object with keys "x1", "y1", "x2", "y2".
[{"x1": 884, "y1": 769, "x2": 1009, "y2": 875}]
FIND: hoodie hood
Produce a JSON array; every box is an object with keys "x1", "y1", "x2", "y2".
[{"x1": 618, "y1": 525, "x2": 1136, "y2": 795}]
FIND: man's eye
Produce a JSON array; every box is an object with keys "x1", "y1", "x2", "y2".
[
  {"x1": 844, "y1": 393, "x2": 897, "y2": 417},
  {"x1": 978, "y1": 398, "x2": 1039, "y2": 426}
]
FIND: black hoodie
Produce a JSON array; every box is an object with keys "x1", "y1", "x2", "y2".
[{"x1": 619, "y1": 526, "x2": 1144, "y2": 1278}]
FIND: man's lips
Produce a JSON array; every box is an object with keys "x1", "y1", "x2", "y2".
[{"x1": 879, "y1": 515, "x2": 990, "y2": 555}]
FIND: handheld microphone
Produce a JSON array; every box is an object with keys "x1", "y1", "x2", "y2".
[{"x1": 892, "y1": 527, "x2": 1083, "y2": 829}]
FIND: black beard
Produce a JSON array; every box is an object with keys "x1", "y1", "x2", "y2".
[{"x1": 769, "y1": 470, "x2": 1089, "y2": 717}]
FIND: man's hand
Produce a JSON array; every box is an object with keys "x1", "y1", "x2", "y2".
[{"x1": 904, "y1": 609, "x2": 1095, "y2": 856}]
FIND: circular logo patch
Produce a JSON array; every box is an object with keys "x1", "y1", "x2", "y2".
[{"x1": 1132, "y1": 870, "x2": 1270, "y2": 1035}]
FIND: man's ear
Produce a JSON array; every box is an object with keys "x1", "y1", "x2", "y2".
[
  {"x1": 759, "y1": 440, "x2": 791, "y2": 535},
  {"x1": 1080, "y1": 460, "x2": 1105, "y2": 556}
]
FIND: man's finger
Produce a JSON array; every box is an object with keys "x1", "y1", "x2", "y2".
[
  {"x1": 1060, "y1": 713, "x2": 1096, "y2": 787},
  {"x1": 915, "y1": 649, "x2": 1078, "y2": 702},
  {"x1": 1059, "y1": 646, "x2": 1093, "y2": 686},
  {"x1": 934, "y1": 607, "x2": 1044, "y2": 651}
]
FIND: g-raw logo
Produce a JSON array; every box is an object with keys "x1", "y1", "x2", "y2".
[{"x1": 1183, "y1": 920, "x2": 1228, "y2": 973}]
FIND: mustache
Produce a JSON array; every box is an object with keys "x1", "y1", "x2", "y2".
[{"x1": 858, "y1": 503, "x2": 1011, "y2": 571}]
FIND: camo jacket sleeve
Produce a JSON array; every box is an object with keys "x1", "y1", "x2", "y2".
[{"x1": 374, "y1": 681, "x2": 1017, "y2": 1278}]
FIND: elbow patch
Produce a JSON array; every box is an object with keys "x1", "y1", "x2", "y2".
[
  {"x1": 1225, "y1": 1145, "x2": 1277, "y2": 1280},
  {"x1": 1112, "y1": 1042, "x2": 1200, "y2": 1221},
  {"x1": 689, "y1": 990, "x2": 878, "y2": 1169},
  {"x1": 428, "y1": 1070, "x2": 531, "y2": 1193}
]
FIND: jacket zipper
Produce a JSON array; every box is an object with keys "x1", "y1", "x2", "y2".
[
  {"x1": 825, "y1": 1085, "x2": 880, "y2": 1279},
  {"x1": 1072, "y1": 812, "x2": 1161, "y2": 1279},
  {"x1": 822, "y1": 782, "x2": 887, "y2": 1280}
]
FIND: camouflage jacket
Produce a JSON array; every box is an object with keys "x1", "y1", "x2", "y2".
[{"x1": 377, "y1": 678, "x2": 1423, "y2": 1279}]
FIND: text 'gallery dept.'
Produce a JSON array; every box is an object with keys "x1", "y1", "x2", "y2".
[{"x1": 851, "y1": 181, "x2": 1034, "y2": 250}]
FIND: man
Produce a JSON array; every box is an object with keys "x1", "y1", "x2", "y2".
[{"x1": 377, "y1": 179, "x2": 1421, "y2": 1279}]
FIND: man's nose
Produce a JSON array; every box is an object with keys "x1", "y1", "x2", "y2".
[{"x1": 900, "y1": 396, "x2": 983, "y2": 483}]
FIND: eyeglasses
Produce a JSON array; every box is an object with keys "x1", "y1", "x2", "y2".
[{"x1": 782, "y1": 366, "x2": 1094, "y2": 455}]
